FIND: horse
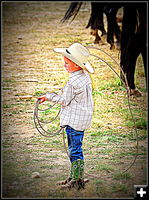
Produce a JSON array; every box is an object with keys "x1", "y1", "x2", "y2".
[
  {"x1": 61, "y1": 2, "x2": 147, "y2": 96},
  {"x1": 61, "y1": 2, "x2": 122, "y2": 50},
  {"x1": 120, "y1": 3, "x2": 147, "y2": 96}
]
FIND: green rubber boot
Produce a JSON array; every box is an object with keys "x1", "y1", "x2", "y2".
[
  {"x1": 71, "y1": 159, "x2": 84, "y2": 181},
  {"x1": 60, "y1": 159, "x2": 87, "y2": 190}
]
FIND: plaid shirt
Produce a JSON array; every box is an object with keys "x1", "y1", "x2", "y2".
[{"x1": 46, "y1": 70, "x2": 94, "y2": 131}]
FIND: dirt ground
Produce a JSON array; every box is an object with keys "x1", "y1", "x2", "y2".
[{"x1": 2, "y1": 2, "x2": 147, "y2": 199}]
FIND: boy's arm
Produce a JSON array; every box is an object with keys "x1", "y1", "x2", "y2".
[{"x1": 45, "y1": 83, "x2": 75, "y2": 106}]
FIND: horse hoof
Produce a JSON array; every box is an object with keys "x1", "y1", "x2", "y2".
[
  {"x1": 94, "y1": 40, "x2": 100, "y2": 44},
  {"x1": 110, "y1": 44, "x2": 115, "y2": 50},
  {"x1": 98, "y1": 40, "x2": 105, "y2": 45},
  {"x1": 130, "y1": 89, "x2": 142, "y2": 97},
  {"x1": 101, "y1": 34, "x2": 107, "y2": 42}
]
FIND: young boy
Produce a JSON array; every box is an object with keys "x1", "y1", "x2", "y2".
[{"x1": 38, "y1": 43, "x2": 94, "y2": 189}]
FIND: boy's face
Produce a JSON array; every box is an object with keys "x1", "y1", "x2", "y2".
[{"x1": 64, "y1": 56, "x2": 82, "y2": 73}]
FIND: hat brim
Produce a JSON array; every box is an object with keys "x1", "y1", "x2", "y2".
[{"x1": 53, "y1": 47, "x2": 94, "y2": 73}]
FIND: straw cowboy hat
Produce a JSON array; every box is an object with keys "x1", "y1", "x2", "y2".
[{"x1": 53, "y1": 43, "x2": 94, "y2": 73}]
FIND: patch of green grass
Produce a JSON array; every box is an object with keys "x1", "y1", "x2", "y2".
[
  {"x1": 135, "y1": 118, "x2": 147, "y2": 129},
  {"x1": 114, "y1": 151, "x2": 146, "y2": 158},
  {"x1": 12, "y1": 110, "x2": 23, "y2": 114},
  {"x1": 3, "y1": 104, "x2": 12, "y2": 108},
  {"x1": 94, "y1": 179, "x2": 105, "y2": 185},
  {"x1": 3, "y1": 87, "x2": 12, "y2": 90},
  {"x1": 107, "y1": 135, "x2": 123, "y2": 142},
  {"x1": 34, "y1": 90, "x2": 45, "y2": 97},
  {"x1": 98, "y1": 148, "x2": 113, "y2": 155},
  {"x1": 138, "y1": 134, "x2": 147, "y2": 140},
  {"x1": 98, "y1": 77, "x2": 123, "y2": 91},
  {"x1": 90, "y1": 131, "x2": 103, "y2": 136},
  {"x1": 139, "y1": 87, "x2": 147, "y2": 92},
  {"x1": 95, "y1": 163, "x2": 114, "y2": 172},
  {"x1": 126, "y1": 118, "x2": 147, "y2": 129},
  {"x1": 40, "y1": 164, "x2": 54, "y2": 169},
  {"x1": 93, "y1": 90, "x2": 104, "y2": 96},
  {"x1": 3, "y1": 79, "x2": 16, "y2": 83},
  {"x1": 113, "y1": 172, "x2": 132, "y2": 180},
  {"x1": 111, "y1": 184, "x2": 128, "y2": 192}
]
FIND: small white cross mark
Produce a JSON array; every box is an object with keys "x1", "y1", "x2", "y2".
[{"x1": 137, "y1": 188, "x2": 146, "y2": 197}]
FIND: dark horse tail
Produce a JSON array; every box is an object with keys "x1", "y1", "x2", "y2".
[{"x1": 61, "y1": 2, "x2": 83, "y2": 23}]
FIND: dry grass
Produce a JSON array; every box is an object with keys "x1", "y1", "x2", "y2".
[{"x1": 2, "y1": 2, "x2": 147, "y2": 199}]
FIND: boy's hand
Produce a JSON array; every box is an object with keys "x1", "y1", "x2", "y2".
[{"x1": 38, "y1": 95, "x2": 47, "y2": 104}]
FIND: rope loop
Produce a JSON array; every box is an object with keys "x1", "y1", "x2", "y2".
[{"x1": 34, "y1": 98, "x2": 64, "y2": 138}]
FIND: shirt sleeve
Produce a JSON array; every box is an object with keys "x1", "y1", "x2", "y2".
[{"x1": 45, "y1": 83, "x2": 75, "y2": 107}]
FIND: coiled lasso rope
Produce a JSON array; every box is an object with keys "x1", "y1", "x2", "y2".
[
  {"x1": 34, "y1": 97, "x2": 64, "y2": 138},
  {"x1": 34, "y1": 46, "x2": 139, "y2": 179}
]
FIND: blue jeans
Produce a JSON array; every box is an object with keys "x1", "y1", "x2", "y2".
[{"x1": 66, "y1": 125, "x2": 84, "y2": 163}]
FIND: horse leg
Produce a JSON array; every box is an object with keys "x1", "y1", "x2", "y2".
[
  {"x1": 120, "y1": 37, "x2": 143, "y2": 96},
  {"x1": 90, "y1": 29, "x2": 101, "y2": 44},
  {"x1": 97, "y1": 16, "x2": 107, "y2": 45},
  {"x1": 112, "y1": 7, "x2": 122, "y2": 50},
  {"x1": 100, "y1": 20, "x2": 107, "y2": 44},
  {"x1": 98, "y1": 12, "x2": 107, "y2": 41},
  {"x1": 105, "y1": 11, "x2": 115, "y2": 50},
  {"x1": 86, "y1": 3, "x2": 106, "y2": 45},
  {"x1": 120, "y1": 57, "x2": 143, "y2": 97},
  {"x1": 141, "y1": 44, "x2": 147, "y2": 88},
  {"x1": 104, "y1": 5, "x2": 115, "y2": 49},
  {"x1": 114, "y1": 17, "x2": 121, "y2": 50},
  {"x1": 128, "y1": 31, "x2": 146, "y2": 96},
  {"x1": 104, "y1": 5, "x2": 121, "y2": 50}
]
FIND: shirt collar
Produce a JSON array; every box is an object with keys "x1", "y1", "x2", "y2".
[{"x1": 70, "y1": 70, "x2": 84, "y2": 78}]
